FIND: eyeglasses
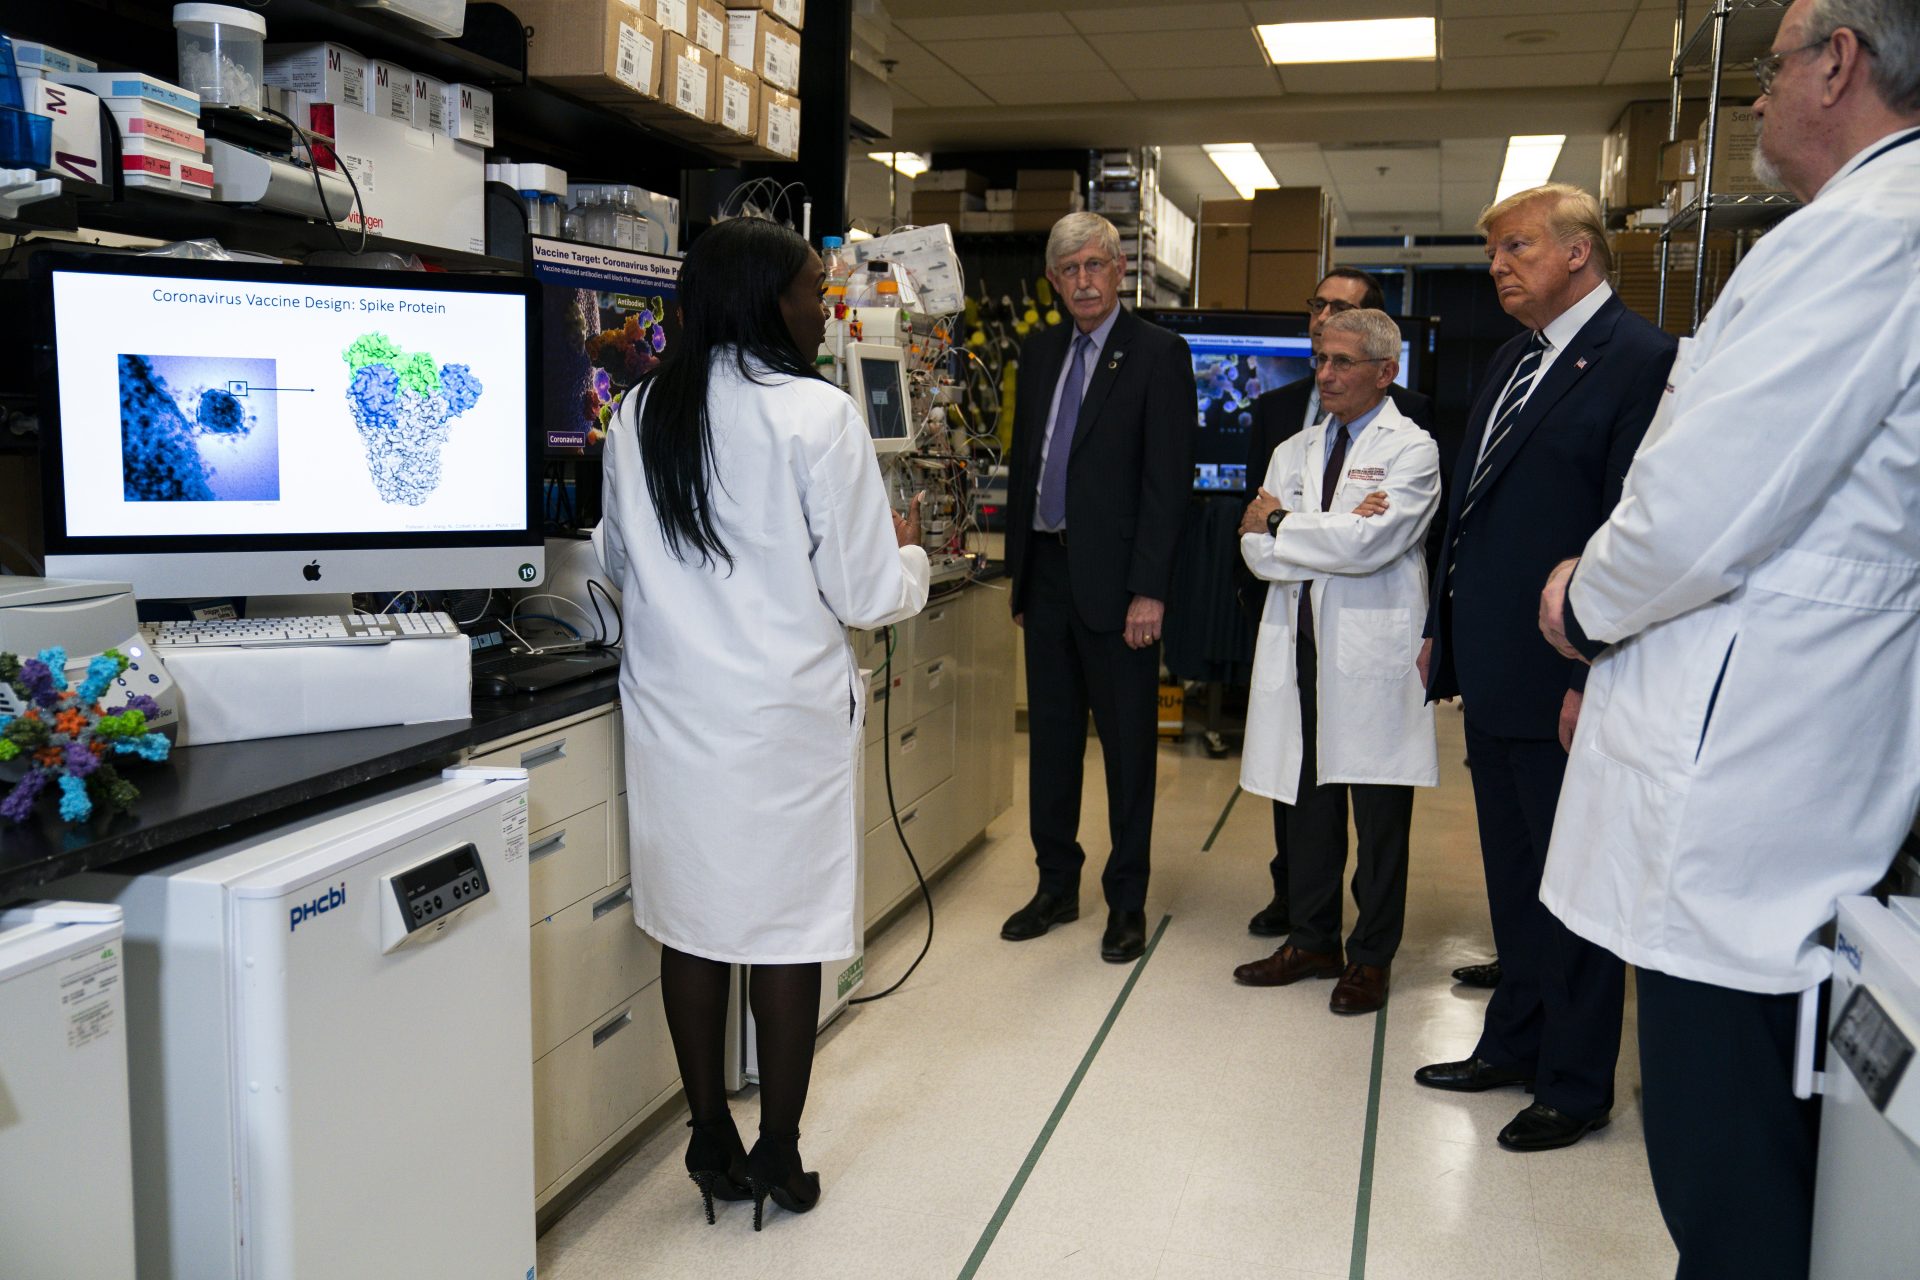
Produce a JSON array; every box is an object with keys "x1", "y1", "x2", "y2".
[
  {"x1": 1752, "y1": 30, "x2": 1871, "y2": 95},
  {"x1": 1055, "y1": 258, "x2": 1112, "y2": 280},
  {"x1": 1309, "y1": 354, "x2": 1386, "y2": 374},
  {"x1": 1305, "y1": 297, "x2": 1360, "y2": 315}
]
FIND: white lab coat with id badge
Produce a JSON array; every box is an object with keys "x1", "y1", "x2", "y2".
[{"x1": 1541, "y1": 128, "x2": 1920, "y2": 999}]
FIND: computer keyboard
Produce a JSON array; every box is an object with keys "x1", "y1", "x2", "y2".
[{"x1": 142, "y1": 612, "x2": 460, "y2": 648}]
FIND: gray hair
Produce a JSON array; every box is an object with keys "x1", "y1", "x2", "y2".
[
  {"x1": 1320, "y1": 308, "x2": 1402, "y2": 362},
  {"x1": 1045, "y1": 212, "x2": 1123, "y2": 270},
  {"x1": 1809, "y1": 0, "x2": 1920, "y2": 112}
]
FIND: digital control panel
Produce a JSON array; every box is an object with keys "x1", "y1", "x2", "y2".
[
  {"x1": 389, "y1": 842, "x2": 490, "y2": 935},
  {"x1": 1831, "y1": 985, "x2": 1915, "y2": 1112}
]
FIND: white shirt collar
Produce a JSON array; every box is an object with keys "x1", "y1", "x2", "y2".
[
  {"x1": 1540, "y1": 280, "x2": 1613, "y2": 353},
  {"x1": 1073, "y1": 305, "x2": 1121, "y2": 357},
  {"x1": 1818, "y1": 125, "x2": 1920, "y2": 199}
]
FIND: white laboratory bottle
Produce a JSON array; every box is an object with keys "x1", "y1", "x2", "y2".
[
  {"x1": 540, "y1": 193, "x2": 563, "y2": 238},
  {"x1": 615, "y1": 188, "x2": 652, "y2": 253},
  {"x1": 520, "y1": 190, "x2": 542, "y2": 234}
]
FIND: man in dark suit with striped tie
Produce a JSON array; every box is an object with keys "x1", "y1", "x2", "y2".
[{"x1": 1413, "y1": 184, "x2": 1676, "y2": 1152}]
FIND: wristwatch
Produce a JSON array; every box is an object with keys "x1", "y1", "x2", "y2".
[{"x1": 1266, "y1": 508, "x2": 1286, "y2": 535}]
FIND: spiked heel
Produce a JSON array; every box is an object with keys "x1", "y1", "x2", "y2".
[
  {"x1": 684, "y1": 1115, "x2": 751, "y2": 1224},
  {"x1": 744, "y1": 1130, "x2": 821, "y2": 1230}
]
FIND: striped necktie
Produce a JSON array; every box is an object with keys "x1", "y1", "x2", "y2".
[{"x1": 1458, "y1": 331, "x2": 1549, "y2": 531}]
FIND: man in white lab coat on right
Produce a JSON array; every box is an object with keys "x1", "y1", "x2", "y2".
[{"x1": 1535, "y1": 2, "x2": 1920, "y2": 1276}]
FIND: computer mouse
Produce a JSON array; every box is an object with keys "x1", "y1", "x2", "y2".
[{"x1": 475, "y1": 672, "x2": 517, "y2": 699}]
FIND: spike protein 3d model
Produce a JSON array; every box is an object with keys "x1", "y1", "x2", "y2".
[
  {"x1": 0, "y1": 648, "x2": 172, "y2": 825},
  {"x1": 343, "y1": 332, "x2": 484, "y2": 506}
]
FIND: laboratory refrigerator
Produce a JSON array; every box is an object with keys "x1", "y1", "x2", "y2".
[
  {"x1": 0, "y1": 901, "x2": 138, "y2": 1280},
  {"x1": 54, "y1": 766, "x2": 537, "y2": 1280}
]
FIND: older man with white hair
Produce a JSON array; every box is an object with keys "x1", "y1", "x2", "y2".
[
  {"x1": 1537, "y1": 0, "x2": 1920, "y2": 1272},
  {"x1": 1001, "y1": 212, "x2": 1195, "y2": 963}
]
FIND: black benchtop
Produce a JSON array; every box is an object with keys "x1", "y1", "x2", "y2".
[{"x1": 0, "y1": 675, "x2": 621, "y2": 902}]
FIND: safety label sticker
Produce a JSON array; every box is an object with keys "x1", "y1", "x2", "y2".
[
  {"x1": 502, "y1": 791, "x2": 530, "y2": 863},
  {"x1": 59, "y1": 945, "x2": 121, "y2": 1049}
]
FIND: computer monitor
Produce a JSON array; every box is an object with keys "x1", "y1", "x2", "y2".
[
  {"x1": 845, "y1": 342, "x2": 914, "y2": 455},
  {"x1": 34, "y1": 254, "x2": 543, "y2": 599},
  {"x1": 1140, "y1": 309, "x2": 1436, "y2": 493}
]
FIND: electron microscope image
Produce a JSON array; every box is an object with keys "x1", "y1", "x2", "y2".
[
  {"x1": 341, "y1": 333, "x2": 485, "y2": 506},
  {"x1": 118, "y1": 354, "x2": 282, "y2": 502}
]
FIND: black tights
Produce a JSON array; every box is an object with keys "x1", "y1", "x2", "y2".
[{"x1": 659, "y1": 946, "x2": 821, "y2": 1139}]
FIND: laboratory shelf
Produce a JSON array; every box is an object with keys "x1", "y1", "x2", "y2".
[
  {"x1": 1662, "y1": 192, "x2": 1803, "y2": 236},
  {"x1": 1676, "y1": 0, "x2": 1793, "y2": 76}
]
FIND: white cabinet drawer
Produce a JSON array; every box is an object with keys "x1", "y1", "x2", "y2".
[
  {"x1": 910, "y1": 599, "x2": 959, "y2": 665},
  {"x1": 532, "y1": 982, "x2": 677, "y2": 1194},
  {"x1": 610, "y1": 791, "x2": 631, "y2": 885},
  {"x1": 863, "y1": 700, "x2": 955, "y2": 815},
  {"x1": 850, "y1": 626, "x2": 889, "y2": 672},
  {"x1": 864, "y1": 777, "x2": 954, "y2": 925},
  {"x1": 912, "y1": 653, "x2": 957, "y2": 716},
  {"x1": 528, "y1": 802, "x2": 612, "y2": 924},
  {"x1": 865, "y1": 664, "x2": 914, "y2": 745},
  {"x1": 530, "y1": 878, "x2": 663, "y2": 1058},
  {"x1": 474, "y1": 714, "x2": 611, "y2": 831}
]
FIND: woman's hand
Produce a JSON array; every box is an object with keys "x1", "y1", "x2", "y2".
[{"x1": 893, "y1": 491, "x2": 924, "y2": 548}]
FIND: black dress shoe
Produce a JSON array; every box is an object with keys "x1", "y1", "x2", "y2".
[
  {"x1": 1247, "y1": 893, "x2": 1291, "y2": 937},
  {"x1": 1497, "y1": 1102, "x2": 1609, "y2": 1152},
  {"x1": 1100, "y1": 909, "x2": 1147, "y2": 963},
  {"x1": 1413, "y1": 1055, "x2": 1534, "y2": 1093},
  {"x1": 1451, "y1": 960, "x2": 1502, "y2": 989},
  {"x1": 1001, "y1": 891, "x2": 1078, "y2": 941}
]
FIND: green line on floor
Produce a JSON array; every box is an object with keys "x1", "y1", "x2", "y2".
[
  {"x1": 1201, "y1": 785, "x2": 1242, "y2": 852},
  {"x1": 956, "y1": 912, "x2": 1173, "y2": 1280},
  {"x1": 1348, "y1": 1000, "x2": 1390, "y2": 1279}
]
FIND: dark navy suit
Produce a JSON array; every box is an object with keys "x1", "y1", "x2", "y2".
[{"x1": 1424, "y1": 290, "x2": 1676, "y2": 1122}]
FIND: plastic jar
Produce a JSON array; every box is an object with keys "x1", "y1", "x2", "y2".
[{"x1": 173, "y1": 4, "x2": 266, "y2": 110}]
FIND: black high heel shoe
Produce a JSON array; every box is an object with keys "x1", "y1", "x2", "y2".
[
  {"x1": 744, "y1": 1130, "x2": 821, "y2": 1230},
  {"x1": 685, "y1": 1115, "x2": 751, "y2": 1224}
]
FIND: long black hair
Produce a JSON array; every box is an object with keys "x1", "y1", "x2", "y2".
[{"x1": 637, "y1": 217, "x2": 821, "y2": 570}]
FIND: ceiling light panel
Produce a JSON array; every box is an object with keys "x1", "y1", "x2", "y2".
[
  {"x1": 1203, "y1": 143, "x2": 1280, "y2": 200},
  {"x1": 868, "y1": 151, "x2": 931, "y2": 178},
  {"x1": 1493, "y1": 135, "x2": 1566, "y2": 203},
  {"x1": 1255, "y1": 18, "x2": 1438, "y2": 65}
]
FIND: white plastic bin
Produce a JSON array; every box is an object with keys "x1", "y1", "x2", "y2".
[
  {"x1": 173, "y1": 4, "x2": 266, "y2": 109},
  {"x1": 354, "y1": 0, "x2": 468, "y2": 39}
]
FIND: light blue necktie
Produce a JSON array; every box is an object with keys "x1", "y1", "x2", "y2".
[{"x1": 1037, "y1": 334, "x2": 1092, "y2": 529}]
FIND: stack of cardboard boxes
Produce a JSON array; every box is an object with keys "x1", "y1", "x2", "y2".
[
  {"x1": 909, "y1": 167, "x2": 1086, "y2": 234},
  {"x1": 517, "y1": 0, "x2": 802, "y2": 162},
  {"x1": 1195, "y1": 188, "x2": 1329, "y2": 312}
]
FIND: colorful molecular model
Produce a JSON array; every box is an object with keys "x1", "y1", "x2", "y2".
[
  {"x1": 0, "y1": 648, "x2": 171, "y2": 825},
  {"x1": 342, "y1": 333, "x2": 484, "y2": 506}
]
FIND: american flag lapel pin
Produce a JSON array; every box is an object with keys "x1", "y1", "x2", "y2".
[{"x1": 1575, "y1": 357, "x2": 1588, "y2": 370}]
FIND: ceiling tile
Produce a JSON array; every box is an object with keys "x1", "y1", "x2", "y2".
[
  {"x1": 1067, "y1": 4, "x2": 1253, "y2": 34},
  {"x1": 1622, "y1": 7, "x2": 1688, "y2": 50},
  {"x1": 922, "y1": 35, "x2": 1109, "y2": 76},
  {"x1": 883, "y1": 38, "x2": 958, "y2": 76},
  {"x1": 1441, "y1": 52, "x2": 1615, "y2": 90},
  {"x1": 1605, "y1": 46, "x2": 1674, "y2": 84},
  {"x1": 1278, "y1": 60, "x2": 1439, "y2": 93},
  {"x1": 1087, "y1": 30, "x2": 1270, "y2": 70},
  {"x1": 1260, "y1": 149, "x2": 1335, "y2": 185},
  {"x1": 889, "y1": 81, "x2": 928, "y2": 108},
  {"x1": 895, "y1": 14, "x2": 1076, "y2": 41},
  {"x1": 1324, "y1": 144, "x2": 1441, "y2": 184},
  {"x1": 1441, "y1": 13, "x2": 1634, "y2": 58},
  {"x1": 965, "y1": 69, "x2": 1135, "y2": 106},
  {"x1": 1552, "y1": 134, "x2": 1607, "y2": 187},
  {"x1": 902, "y1": 71, "x2": 993, "y2": 109},
  {"x1": 1248, "y1": 0, "x2": 1438, "y2": 19},
  {"x1": 1440, "y1": 136, "x2": 1509, "y2": 169},
  {"x1": 1117, "y1": 67, "x2": 1285, "y2": 100},
  {"x1": 1442, "y1": 0, "x2": 1633, "y2": 14}
]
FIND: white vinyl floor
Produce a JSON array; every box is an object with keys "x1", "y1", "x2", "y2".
[{"x1": 536, "y1": 704, "x2": 1678, "y2": 1279}]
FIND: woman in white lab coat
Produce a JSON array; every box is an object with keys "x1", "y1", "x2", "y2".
[{"x1": 594, "y1": 217, "x2": 929, "y2": 1228}]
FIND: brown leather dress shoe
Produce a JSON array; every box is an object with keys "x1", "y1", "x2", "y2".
[
  {"x1": 1233, "y1": 943, "x2": 1343, "y2": 987},
  {"x1": 1329, "y1": 962, "x2": 1389, "y2": 1015}
]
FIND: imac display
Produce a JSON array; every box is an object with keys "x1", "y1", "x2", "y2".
[
  {"x1": 1142, "y1": 309, "x2": 1435, "y2": 493},
  {"x1": 845, "y1": 342, "x2": 913, "y2": 455},
  {"x1": 529, "y1": 237, "x2": 682, "y2": 457},
  {"x1": 36, "y1": 254, "x2": 542, "y2": 598}
]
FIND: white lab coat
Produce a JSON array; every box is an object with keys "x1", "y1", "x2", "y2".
[
  {"x1": 1240, "y1": 399, "x2": 1441, "y2": 803},
  {"x1": 1541, "y1": 129, "x2": 1920, "y2": 995},
  {"x1": 593, "y1": 353, "x2": 930, "y2": 964}
]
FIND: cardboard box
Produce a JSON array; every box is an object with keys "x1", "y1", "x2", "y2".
[
  {"x1": 10, "y1": 39, "x2": 97, "y2": 78},
  {"x1": 662, "y1": 35, "x2": 715, "y2": 123},
  {"x1": 322, "y1": 104, "x2": 485, "y2": 253},
  {"x1": 1013, "y1": 188, "x2": 1084, "y2": 213},
  {"x1": 1247, "y1": 251, "x2": 1321, "y2": 311},
  {"x1": 521, "y1": 1, "x2": 664, "y2": 102},
  {"x1": 26, "y1": 79, "x2": 105, "y2": 186},
  {"x1": 1008, "y1": 210, "x2": 1063, "y2": 233},
  {"x1": 759, "y1": 86, "x2": 800, "y2": 159},
  {"x1": 365, "y1": 58, "x2": 414, "y2": 123},
  {"x1": 1603, "y1": 99, "x2": 1709, "y2": 212},
  {"x1": 48, "y1": 71, "x2": 199, "y2": 120},
  {"x1": 1697, "y1": 104, "x2": 1787, "y2": 194},
  {"x1": 911, "y1": 190, "x2": 985, "y2": 217},
  {"x1": 1017, "y1": 168, "x2": 1080, "y2": 191},
  {"x1": 647, "y1": 0, "x2": 692, "y2": 37},
  {"x1": 1196, "y1": 224, "x2": 1250, "y2": 310},
  {"x1": 1250, "y1": 187, "x2": 1322, "y2": 252},
  {"x1": 1201, "y1": 197, "x2": 1252, "y2": 225},
  {"x1": 985, "y1": 187, "x2": 1014, "y2": 211},
  {"x1": 439, "y1": 82, "x2": 494, "y2": 147},
  {"x1": 727, "y1": 10, "x2": 800, "y2": 92},
  {"x1": 410, "y1": 72, "x2": 447, "y2": 133},
  {"x1": 727, "y1": 0, "x2": 804, "y2": 30},
  {"x1": 1659, "y1": 138, "x2": 1700, "y2": 183},
  {"x1": 918, "y1": 169, "x2": 987, "y2": 195},
  {"x1": 263, "y1": 42, "x2": 365, "y2": 111},
  {"x1": 712, "y1": 57, "x2": 758, "y2": 138},
  {"x1": 694, "y1": 0, "x2": 730, "y2": 54}
]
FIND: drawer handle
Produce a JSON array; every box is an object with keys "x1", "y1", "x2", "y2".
[
  {"x1": 529, "y1": 830, "x2": 567, "y2": 862},
  {"x1": 592, "y1": 887, "x2": 633, "y2": 919},
  {"x1": 926, "y1": 661, "x2": 945, "y2": 677},
  {"x1": 899, "y1": 807, "x2": 921, "y2": 827},
  {"x1": 928, "y1": 609, "x2": 947, "y2": 624},
  {"x1": 899, "y1": 728, "x2": 917, "y2": 750},
  {"x1": 520, "y1": 739, "x2": 568, "y2": 769},
  {"x1": 592, "y1": 1009, "x2": 634, "y2": 1048}
]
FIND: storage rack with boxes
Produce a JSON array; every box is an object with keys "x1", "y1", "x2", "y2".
[{"x1": 1193, "y1": 186, "x2": 1335, "y2": 313}]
